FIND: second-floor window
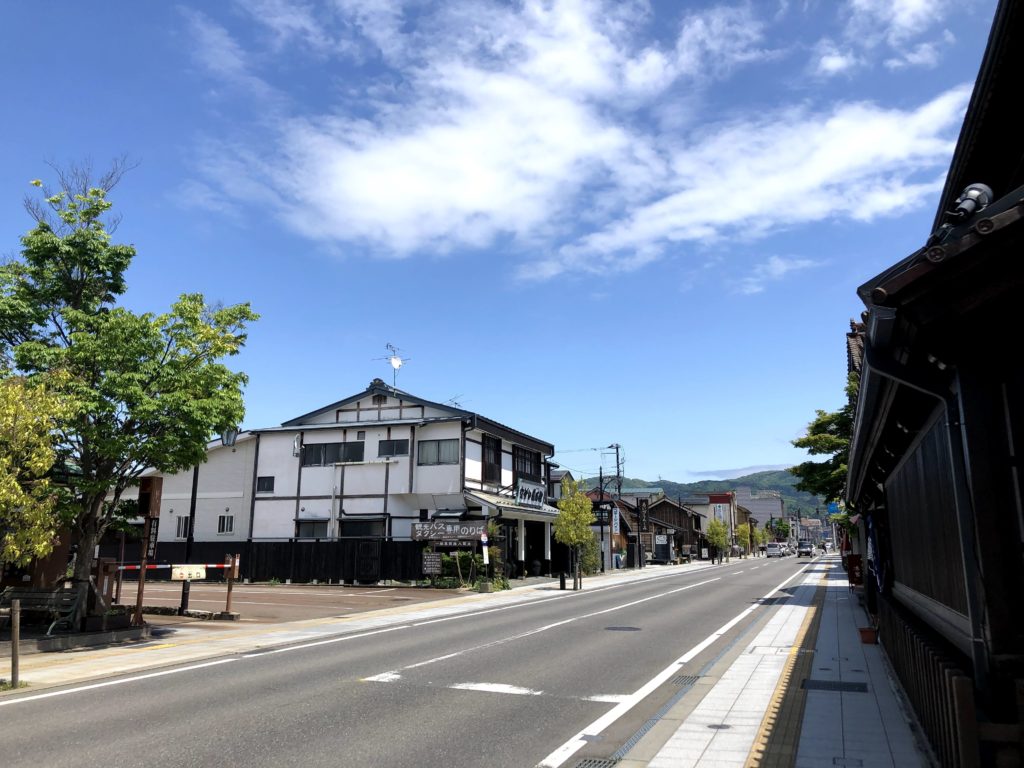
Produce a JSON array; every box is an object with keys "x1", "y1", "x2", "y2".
[
  {"x1": 302, "y1": 441, "x2": 364, "y2": 466},
  {"x1": 256, "y1": 476, "x2": 274, "y2": 492},
  {"x1": 514, "y1": 446, "x2": 541, "y2": 482},
  {"x1": 483, "y1": 435, "x2": 502, "y2": 484},
  {"x1": 378, "y1": 439, "x2": 409, "y2": 457},
  {"x1": 418, "y1": 438, "x2": 459, "y2": 465}
]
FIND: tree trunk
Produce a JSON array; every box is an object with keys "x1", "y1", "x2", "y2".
[{"x1": 72, "y1": 496, "x2": 106, "y2": 583}]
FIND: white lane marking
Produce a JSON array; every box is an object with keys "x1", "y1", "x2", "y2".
[
  {"x1": 0, "y1": 659, "x2": 237, "y2": 708},
  {"x1": 364, "y1": 671, "x2": 401, "y2": 682},
  {"x1": 586, "y1": 694, "x2": 630, "y2": 703},
  {"x1": 732, "y1": 571, "x2": 745, "y2": 575},
  {"x1": 450, "y1": 682, "x2": 544, "y2": 696},
  {"x1": 411, "y1": 568, "x2": 711, "y2": 628},
  {"x1": 381, "y1": 578, "x2": 720, "y2": 676},
  {"x1": 536, "y1": 567, "x2": 809, "y2": 768},
  {"x1": 241, "y1": 625, "x2": 408, "y2": 657}
]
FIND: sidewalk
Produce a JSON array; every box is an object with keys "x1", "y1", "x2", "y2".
[{"x1": 625, "y1": 554, "x2": 933, "y2": 767}]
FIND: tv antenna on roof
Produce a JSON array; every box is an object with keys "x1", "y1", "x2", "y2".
[{"x1": 374, "y1": 343, "x2": 410, "y2": 391}]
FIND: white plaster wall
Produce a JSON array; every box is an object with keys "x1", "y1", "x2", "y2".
[
  {"x1": 464, "y1": 440, "x2": 482, "y2": 483},
  {"x1": 253, "y1": 499, "x2": 299, "y2": 538},
  {"x1": 341, "y1": 498, "x2": 384, "y2": 516},
  {"x1": 148, "y1": 436, "x2": 255, "y2": 543},
  {"x1": 258, "y1": 433, "x2": 301, "y2": 497}
]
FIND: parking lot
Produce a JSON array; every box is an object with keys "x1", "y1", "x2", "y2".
[{"x1": 116, "y1": 580, "x2": 468, "y2": 624}]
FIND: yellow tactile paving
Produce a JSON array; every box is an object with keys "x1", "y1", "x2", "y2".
[{"x1": 746, "y1": 572, "x2": 827, "y2": 768}]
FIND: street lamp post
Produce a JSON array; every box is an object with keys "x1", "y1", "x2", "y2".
[{"x1": 180, "y1": 427, "x2": 238, "y2": 614}]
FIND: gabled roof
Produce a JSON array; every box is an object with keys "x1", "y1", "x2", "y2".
[
  {"x1": 279, "y1": 378, "x2": 554, "y2": 456},
  {"x1": 282, "y1": 378, "x2": 472, "y2": 426}
]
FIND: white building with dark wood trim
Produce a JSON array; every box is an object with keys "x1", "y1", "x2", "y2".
[{"x1": 131, "y1": 378, "x2": 562, "y2": 582}]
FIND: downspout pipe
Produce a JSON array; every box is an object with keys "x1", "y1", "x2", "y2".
[{"x1": 863, "y1": 343, "x2": 989, "y2": 696}]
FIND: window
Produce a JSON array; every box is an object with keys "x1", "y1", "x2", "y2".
[
  {"x1": 357, "y1": 430, "x2": 366, "y2": 440},
  {"x1": 483, "y1": 435, "x2": 502, "y2": 483},
  {"x1": 372, "y1": 394, "x2": 387, "y2": 405},
  {"x1": 218, "y1": 515, "x2": 233, "y2": 534},
  {"x1": 296, "y1": 521, "x2": 328, "y2": 538},
  {"x1": 378, "y1": 439, "x2": 409, "y2": 457},
  {"x1": 418, "y1": 438, "x2": 459, "y2": 465},
  {"x1": 175, "y1": 516, "x2": 190, "y2": 539},
  {"x1": 419, "y1": 509, "x2": 429, "y2": 521},
  {"x1": 256, "y1": 476, "x2": 274, "y2": 493},
  {"x1": 514, "y1": 446, "x2": 541, "y2": 482},
  {"x1": 302, "y1": 441, "x2": 364, "y2": 466}
]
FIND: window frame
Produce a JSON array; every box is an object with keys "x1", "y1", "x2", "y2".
[
  {"x1": 378, "y1": 438, "x2": 410, "y2": 458},
  {"x1": 256, "y1": 476, "x2": 275, "y2": 493},
  {"x1": 513, "y1": 445, "x2": 541, "y2": 483},
  {"x1": 296, "y1": 520, "x2": 328, "y2": 539},
  {"x1": 175, "y1": 516, "x2": 190, "y2": 539},
  {"x1": 483, "y1": 435, "x2": 502, "y2": 484},
  {"x1": 302, "y1": 441, "x2": 365, "y2": 466},
  {"x1": 417, "y1": 438, "x2": 460, "y2": 466},
  {"x1": 217, "y1": 515, "x2": 234, "y2": 534}
]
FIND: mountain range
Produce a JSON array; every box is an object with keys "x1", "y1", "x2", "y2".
[{"x1": 583, "y1": 470, "x2": 827, "y2": 519}]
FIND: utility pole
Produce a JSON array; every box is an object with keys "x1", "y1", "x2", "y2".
[
  {"x1": 599, "y1": 468, "x2": 605, "y2": 572},
  {"x1": 613, "y1": 444, "x2": 622, "y2": 498}
]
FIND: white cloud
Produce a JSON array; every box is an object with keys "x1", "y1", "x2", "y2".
[
  {"x1": 242, "y1": 0, "x2": 327, "y2": 48},
  {"x1": 180, "y1": 8, "x2": 277, "y2": 100},
  {"x1": 180, "y1": 1, "x2": 972, "y2": 284},
  {"x1": 524, "y1": 85, "x2": 969, "y2": 279},
  {"x1": 811, "y1": 39, "x2": 861, "y2": 76},
  {"x1": 884, "y1": 39, "x2": 945, "y2": 70},
  {"x1": 735, "y1": 256, "x2": 818, "y2": 295},
  {"x1": 847, "y1": 0, "x2": 949, "y2": 46}
]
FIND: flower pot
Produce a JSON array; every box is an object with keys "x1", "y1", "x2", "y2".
[{"x1": 858, "y1": 626, "x2": 878, "y2": 644}]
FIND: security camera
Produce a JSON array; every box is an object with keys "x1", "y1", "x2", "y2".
[{"x1": 947, "y1": 182, "x2": 993, "y2": 221}]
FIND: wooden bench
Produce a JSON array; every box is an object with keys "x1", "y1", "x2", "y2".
[{"x1": 0, "y1": 586, "x2": 82, "y2": 635}]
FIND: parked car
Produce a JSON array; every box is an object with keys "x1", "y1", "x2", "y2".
[
  {"x1": 797, "y1": 541, "x2": 814, "y2": 557},
  {"x1": 765, "y1": 542, "x2": 782, "y2": 558}
]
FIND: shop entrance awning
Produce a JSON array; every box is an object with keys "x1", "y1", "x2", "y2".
[{"x1": 464, "y1": 490, "x2": 559, "y2": 522}]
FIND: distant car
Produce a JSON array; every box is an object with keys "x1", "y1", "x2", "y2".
[
  {"x1": 797, "y1": 541, "x2": 814, "y2": 557},
  {"x1": 765, "y1": 542, "x2": 782, "y2": 558}
]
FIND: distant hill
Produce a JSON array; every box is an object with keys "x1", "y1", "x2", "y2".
[{"x1": 582, "y1": 470, "x2": 826, "y2": 519}]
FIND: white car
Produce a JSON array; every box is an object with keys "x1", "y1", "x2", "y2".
[{"x1": 766, "y1": 542, "x2": 782, "y2": 558}]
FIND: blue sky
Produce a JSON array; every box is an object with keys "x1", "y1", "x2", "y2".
[{"x1": 0, "y1": 0, "x2": 998, "y2": 482}]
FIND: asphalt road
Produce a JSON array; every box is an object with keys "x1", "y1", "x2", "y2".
[{"x1": 1, "y1": 557, "x2": 813, "y2": 768}]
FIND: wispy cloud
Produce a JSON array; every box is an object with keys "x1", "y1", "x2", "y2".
[
  {"x1": 526, "y1": 85, "x2": 968, "y2": 279},
  {"x1": 735, "y1": 256, "x2": 818, "y2": 295},
  {"x1": 688, "y1": 464, "x2": 793, "y2": 480},
  {"x1": 180, "y1": 8, "x2": 277, "y2": 99},
  {"x1": 178, "y1": 1, "x2": 972, "y2": 285},
  {"x1": 811, "y1": 39, "x2": 861, "y2": 77}
]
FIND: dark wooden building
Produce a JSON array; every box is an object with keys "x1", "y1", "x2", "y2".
[{"x1": 846, "y1": 2, "x2": 1024, "y2": 763}]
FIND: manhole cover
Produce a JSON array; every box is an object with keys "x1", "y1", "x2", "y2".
[
  {"x1": 605, "y1": 626, "x2": 641, "y2": 632},
  {"x1": 802, "y1": 680, "x2": 868, "y2": 693}
]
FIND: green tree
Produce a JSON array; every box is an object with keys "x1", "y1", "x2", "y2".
[
  {"x1": 0, "y1": 171, "x2": 258, "y2": 584},
  {"x1": 554, "y1": 477, "x2": 596, "y2": 589},
  {"x1": 0, "y1": 374, "x2": 70, "y2": 565},
  {"x1": 735, "y1": 522, "x2": 751, "y2": 558},
  {"x1": 707, "y1": 518, "x2": 728, "y2": 563},
  {"x1": 773, "y1": 519, "x2": 790, "y2": 541},
  {"x1": 789, "y1": 373, "x2": 858, "y2": 503}
]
